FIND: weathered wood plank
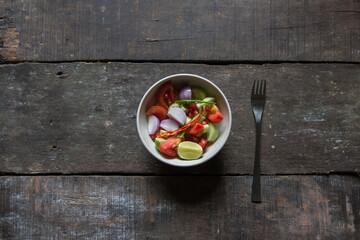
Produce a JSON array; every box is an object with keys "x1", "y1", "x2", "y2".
[
  {"x1": 0, "y1": 176, "x2": 359, "y2": 239},
  {"x1": 1, "y1": 0, "x2": 359, "y2": 62},
  {"x1": 0, "y1": 63, "x2": 359, "y2": 174}
]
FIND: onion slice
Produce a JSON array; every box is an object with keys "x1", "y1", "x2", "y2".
[
  {"x1": 167, "y1": 107, "x2": 187, "y2": 125},
  {"x1": 148, "y1": 115, "x2": 160, "y2": 135},
  {"x1": 179, "y1": 86, "x2": 191, "y2": 100},
  {"x1": 160, "y1": 119, "x2": 179, "y2": 131}
]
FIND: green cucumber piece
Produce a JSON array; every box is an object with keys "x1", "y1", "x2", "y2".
[
  {"x1": 197, "y1": 114, "x2": 206, "y2": 123},
  {"x1": 196, "y1": 97, "x2": 215, "y2": 111},
  {"x1": 177, "y1": 130, "x2": 187, "y2": 138},
  {"x1": 168, "y1": 103, "x2": 189, "y2": 113},
  {"x1": 155, "y1": 137, "x2": 166, "y2": 151},
  {"x1": 207, "y1": 122, "x2": 218, "y2": 142},
  {"x1": 196, "y1": 124, "x2": 209, "y2": 137},
  {"x1": 202, "y1": 97, "x2": 215, "y2": 103},
  {"x1": 185, "y1": 117, "x2": 192, "y2": 124},
  {"x1": 191, "y1": 87, "x2": 207, "y2": 100}
]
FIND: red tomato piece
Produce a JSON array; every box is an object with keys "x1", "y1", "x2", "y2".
[
  {"x1": 188, "y1": 123, "x2": 204, "y2": 136},
  {"x1": 208, "y1": 104, "x2": 223, "y2": 123},
  {"x1": 208, "y1": 111, "x2": 223, "y2": 123},
  {"x1": 198, "y1": 138, "x2": 207, "y2": 148},
  {"x1": 158, "y1": 82, "x2": 175, "y2": 108},
  {"x1": 146, "y1": 105, "x2": 168, "y2": 121},
  {"x1": 159, "y1": 136, "x2": 181, "y2": 157}
]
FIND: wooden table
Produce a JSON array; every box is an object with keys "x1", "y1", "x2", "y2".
[{"x1": 1, "y1": 1, "x2": 359, "y2": 239}]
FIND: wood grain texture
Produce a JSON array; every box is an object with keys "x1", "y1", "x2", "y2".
[
  {"x1": 0, "y1": 175, "x2": 359, "y2": 239},
  {"x1": 0, "y1": 62, "x2": 359, "y2": 174},
  {"x1": 1, "y1": 0, "x2": 360, "y2": 62}
]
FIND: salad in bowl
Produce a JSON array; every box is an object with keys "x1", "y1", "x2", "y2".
[{"x1": 137, "y1": 74, "x2": 231, "y2": 167}]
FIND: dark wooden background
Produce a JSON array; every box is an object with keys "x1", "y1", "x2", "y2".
[{"x1": 1, "y1": 0, "x2": 359, "y2": 239}]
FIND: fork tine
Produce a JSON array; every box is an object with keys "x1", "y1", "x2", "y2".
[
  {"x1": 259, "y1": 80, "x2": 265, "y2": 95},
  {"x1": 252, "y1": 80, "x2": 267, "y2": 96},
  {"x1": 256, "y1": 80, "x2": 260, "y2": 95},
  {"x1": 252, "y1": 80, "x2": 256, "y2": 96}
]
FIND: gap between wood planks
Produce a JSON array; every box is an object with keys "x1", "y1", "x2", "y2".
[
  {"x1": 0, "y1": 59, "x2": 359, "y2": 66},
  {"x1": 0, "y1": 171, "x2": 359, "y2": 177}
]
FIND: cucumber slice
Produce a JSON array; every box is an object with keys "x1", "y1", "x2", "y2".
[
  {"x1": 202, "y1": 97, "x2": 215, "y2": 102},
  {"x1": 196, "y1": 124, "x2": 210, "y2": 137},
  {"x1": 207, "y1": 122, "x2": 218, "y2": 142},
  {"x1": 168, "y1": 103, "x2": 188, "y2": 113},
  {"x1": 155, "y1": 137, "x2": 166, "y2": 151},
  {"x1": 197, "y1": 97, "x2": 215, "y2": 111},
  {"x1": 177, "y1": 130, "x2": 187, "y2": 139},
  {"x1": 191, "y1": 87, "x2": 207, "y2": 100},
  {"x1": 197, "y1": 114, "x2": 206, "y2": 123},
  {"x1": 185, "y1": 117, "x2": 192, "y2": 124},
  {"x1": 168, "y1": 103, "x2": 179, "y2": 112}
]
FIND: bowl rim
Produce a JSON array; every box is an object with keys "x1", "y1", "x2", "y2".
[{"x1": 136, "y1": 73, "x2": 232, "y2": 167}]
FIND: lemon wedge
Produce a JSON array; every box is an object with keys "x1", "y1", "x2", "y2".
[{"x1": 177, "y1": 141, "x2": 203, "y2": 160}]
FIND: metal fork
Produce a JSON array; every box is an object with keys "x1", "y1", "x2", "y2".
[{"x1": 250, "y1": 80, "x2": 266, "y2": 203}]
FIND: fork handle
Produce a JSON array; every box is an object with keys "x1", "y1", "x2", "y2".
[{"x1": 251, "y1": 122, "x2": 262, "y2": 203}]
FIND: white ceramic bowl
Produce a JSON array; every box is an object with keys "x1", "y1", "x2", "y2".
[{"x1": 137, "y1": 74, "x2": 232, "y2": 167}]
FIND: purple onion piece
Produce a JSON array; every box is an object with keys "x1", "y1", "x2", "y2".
[
  {"x1": 160, "y1": 119, "x2": 179, "y2": 131},
  {"x1": 167, "y1": 107, "x2": 187, "y2": 125},
  {"x1": 148, "y1": 115, "x2": 160, "y2": 135},
  {"x1": 179, "y1": 86, "x2": 191, "y2": 100}
]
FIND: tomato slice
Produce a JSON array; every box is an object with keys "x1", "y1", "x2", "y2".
[
  {"x1": 208, "y1": 111, "x2": 223, "y2": 123},
  {"x1": 208, "y1": 104, "x2": 223, "y2": 123},
  {"x1": 198, "y1": 138, "x2": 207, "y2": 148},
  {"x1": 146, "y1": 105, "x2": 168, "y2": 121},
  {"x1": 188, "y1": 123, "x2": 204, "y2": 136},
  {"x1": 159, "y1": 136, "x2": 181, "y2": 157},
  {"x1": 158, "y1": 82, "x2": 175, "y2": 108}
]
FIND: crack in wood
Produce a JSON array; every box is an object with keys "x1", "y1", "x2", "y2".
[{"x1": 145, "y1": 37, "x2": 199, "y2": 42}]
